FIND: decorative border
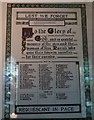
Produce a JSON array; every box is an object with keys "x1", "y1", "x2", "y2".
[
  {"x1": 4, "y1": 3, "x2": 91, "y2": 120},
  {"x1": 4, "y1": 4, "x2": 12, "y2": 118},
  {"x1": 81, "y1": 6, "x2": 91, "y2": 118}
]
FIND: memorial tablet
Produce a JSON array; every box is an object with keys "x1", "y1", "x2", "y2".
[{"x1": 3, "y1": 3, "x2": 92, "y2": 119}]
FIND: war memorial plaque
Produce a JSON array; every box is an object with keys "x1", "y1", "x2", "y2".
[{"x1": 3, "y1": 3, "x2": 92, "y2": 119}]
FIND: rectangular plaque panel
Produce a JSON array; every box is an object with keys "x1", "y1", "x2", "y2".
[{"x1": 3, "y1": 3, "x2": 92, "y2": 119}]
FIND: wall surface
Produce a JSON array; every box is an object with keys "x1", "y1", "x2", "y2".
[
  {"x1": 0, "y1": 2, "x2": 2, "y2": 119},
  {"x1": 0, "y1": 0, "x2": 93, "y2": 2}
]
